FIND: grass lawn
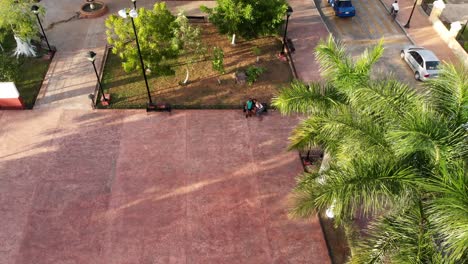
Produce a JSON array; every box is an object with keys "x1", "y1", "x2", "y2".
[
  {"x1": 16, "y1": 56, "x2": 51, "y2": 108},
  {"x1": 100, "y1": 23, "x2": 293, "y2": 109},
  {"x1": 1, "y1": 33, "x2": 51, "y2": 109}
]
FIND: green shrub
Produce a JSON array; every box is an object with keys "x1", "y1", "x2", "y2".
[
  {"x1": 246, "y1": 66, "x2": 265, "y2": 85},
  {"x1": 0, "y1": 54, "x2": 19, "y2": 82},
  {"x1": 212, "y1": 47, "x2": 225, "y2": 74}
]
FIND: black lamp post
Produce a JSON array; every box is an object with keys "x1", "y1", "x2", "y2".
[
  {"x1": 86, "y1": 51, "x2": 108, "y2": 102},
  {"x1": 31, "y1": 4, "x2": 52, "y2": 52},
  {"x1": 118, "y1": 5, "x2": 154, "y2": 107},
  {"x1": 131, "y1": 0, "x2": 136, "y2": 9},
  {"x1": 404, "y1": 0, "x2": 417, "y2": 28},
  {"x1": 281, "y1": 5, "x2": 293, "y2": 54}
]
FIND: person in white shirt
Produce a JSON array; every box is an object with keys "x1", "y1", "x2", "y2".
[
  {"x1": 391, "y1": 1, "x2": 399, "y2": 14},
  {"x1": 254, "y1": 99, "x2": 265, "y2": 116}
]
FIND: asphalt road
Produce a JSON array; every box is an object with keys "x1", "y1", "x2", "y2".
[{"x1": 315, "y1": 0, "x2": 421, "y2": 89}]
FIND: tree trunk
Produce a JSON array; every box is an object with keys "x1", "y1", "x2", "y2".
[
  {"x1": 231, "y1": 34, "x2": 236, "y2": 45},
  {"x1": 13, "y1": 36, "x2": 36, "y2": 57},
  {"x1": 182, "y1": 67, "x2": 189, "y2": 84}
]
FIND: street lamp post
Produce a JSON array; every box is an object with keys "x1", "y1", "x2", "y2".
[
  {"x1": 31, "y1": 4, "x2": 52, "y2": 52},
  {"x1": 280, "y1": 5, "x2": 293, "y2": 55},
  {"x1": 86, "y1": 51, "x2": 109, "y2": 104},
  {"x1": 404, "y1": 0, "x2": 417, "y2": 28},
  {"x1": 118, "y1": 5, "x2": 154, "y2": 107},
  {"x1": 131, "y1": 0, "x2": 136, "y2": 9}
]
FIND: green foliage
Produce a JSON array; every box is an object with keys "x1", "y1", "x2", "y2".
[
  {"x1": 105, "y1": 3, "x2": 180, "y2": 73},
  {"x1": 252, "y1": 46, "x2": 261, "y2": 56},
  {"x1": 274, "y1": 34, "x2": 468, "y2": 263},
  {"x1": 173, "y1": 12, "x2": 206, "y2": 83},
  {"x1": 245, "y1": 65, "x2": 265, "y2": 85},
  {"x1": 173, "y1": 13, "x2": 206, "y2": 61},
  {"x1": 0, "y1": 0, "x2": 41, "y2": 42},
  {"x1": 0, "y1": 53, "x2": 19, "y2": 81},
  {"x1": 201, "y1": 0, "x2": 288, "y2": 40},
  {"x1": 211, "y1": 47, "x2": 225, "y2": 74}
]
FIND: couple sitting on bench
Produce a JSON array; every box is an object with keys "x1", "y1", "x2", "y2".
[{"x1": 244, "y1": 98, "x2": 265, "y2": 118}]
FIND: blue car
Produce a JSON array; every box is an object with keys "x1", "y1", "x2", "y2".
[{"x1": 328, "y1": 0, "x2": 356, "y2": 17}]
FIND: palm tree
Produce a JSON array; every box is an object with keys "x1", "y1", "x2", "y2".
[{"x1": 273, "y1": 35, "x2": 468, "y2": 263}]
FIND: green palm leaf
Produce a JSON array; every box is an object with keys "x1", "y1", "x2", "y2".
[
  {"x1": 349, "y1": 79, "x2": 423, "y2": 122},
  {"x1": 272, "y1": 80, "x2": 346, "y2": 115},
  {"x1": 350, "y1": 204, "x2": 443, "y2": 264},
  {"x1": 290, "y1": 157, "x2": 418, "y2": 223},
  {"x1": 424, "y1": 63, "x2": 468, "y2": 127},
  {"x1": 417, "y1": 161, "x2": 468, "y2": 263}
]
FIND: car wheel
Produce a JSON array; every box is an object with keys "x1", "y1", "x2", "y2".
[
  {"x1": 400, "y1": 51, "x2": 405, "y2": 59},
  {"x1": 415, "y1": 72, "x2": 421, "y2": 80}
]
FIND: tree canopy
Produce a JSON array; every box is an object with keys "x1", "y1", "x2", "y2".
[
  {"x1": 201, "y1": 0, "x2": 288, "y2": 40},
  {"x1": 273, "y1": 35, "x2": 468, "y2": 263},
  {"x1": 0, "y1": 0, "x2": 41, "y2": 43},
  {"x1": 105, "y1": 3, "x2": 180, "y2": 73}
]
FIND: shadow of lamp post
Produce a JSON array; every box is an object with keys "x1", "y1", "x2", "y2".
[
  {"x1": 280, "y1": 5, "x2": 293, "y2": 55},
  {"x1": 118, "y1": 4, "x2": 155, "y2": 109},
  {"x1": 86, "y1": 51, "x2": 109, "y2": 106},
  {"x1": 31, "y1": 4, "x2": 54, "y2": 54}
]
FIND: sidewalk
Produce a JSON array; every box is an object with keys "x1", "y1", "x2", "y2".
[
  {"x1": 288, "y1": 0, "x2": 330, "y2": 82},
  {"x1": 381, "y1": 0, "x2": 460, "y2": 64}
]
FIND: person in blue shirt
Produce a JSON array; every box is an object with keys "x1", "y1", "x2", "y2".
[{"x1": 245, "y1": 98, "x2": 254, "y2": 118}]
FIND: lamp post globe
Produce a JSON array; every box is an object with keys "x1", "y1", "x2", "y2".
[
  {"x1": 87, "y1": 51, "x2": 97, "y2": 62},
  {"x1": 31, "y1": 4, "x2": 39, "y2": 14}
]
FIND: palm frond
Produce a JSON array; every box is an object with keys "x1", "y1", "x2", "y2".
[
  {"x1": 424, "y1": 63, "x2": 468, "y2": 127},
  {"x1": 350, "y1": 204, "x2": 443, "y2": 264},
  {"x1": 315, "y1": 34, "x2": 349, "y2": 81},
  {"x1": 354, "y1": 39, "x2": 384, "y2": 77},
  {"x1": 272, "y1": 80, "x2": 346, "y2": 115},
  {"x1": 318, "y1": 106, "x2": 392, "y2": 157},
  {"x1": 349, "y1": 79, "x2": 423, "y2": 123},
  {"x1": 416, "y1": 161, "x2": 468, "y2": 263},
  {"x1": 315, "y1": 35, "x2": 382, "y2": 92},
  {"x1": 386, "y1": 110, "x2": 454, "y2": 165},
  {"x1": 290, "y1": 157, "x2": 419, "y2": 223}
]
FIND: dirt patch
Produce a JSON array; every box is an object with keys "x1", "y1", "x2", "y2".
[{"x1": 101, "y1": 23, "x2": 292, "y2": 108}]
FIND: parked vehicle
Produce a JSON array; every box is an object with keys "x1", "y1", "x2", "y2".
[
  {"x1": 400, "y1": 46, "x2": 440, "y2": 81},
  {"x1": 328, "y1": 0, "x2": 356, "y2": 17}
]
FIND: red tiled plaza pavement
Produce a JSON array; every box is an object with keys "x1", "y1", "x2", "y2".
[{"x1": 0, "y1": 110, "x2": 331, "y2": 264}]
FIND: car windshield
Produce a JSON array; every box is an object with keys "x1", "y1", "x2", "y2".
[
  {"x1": 338, "y1": 1, "x2": 353, "y2": 7},
  {"x1": 426, "y1": 61, "x2": 439, "y2": 70}
]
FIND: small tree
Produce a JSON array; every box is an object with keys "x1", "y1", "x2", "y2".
[
  {"x1": 105, "y1": 3, "x2": 180, "y2": 73},
  {"x1": 201, "y1": 0, "x2": 287, "y2": 45},
  {"x1": 0, "y1": 0, "x2": 43, "y2": 57},
  {"x1": 173, "y1": 13, "x2": 206, "y2": 85},
  {"x1": 212, "y1": 47, "x2": 224, "y2": 84}
]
